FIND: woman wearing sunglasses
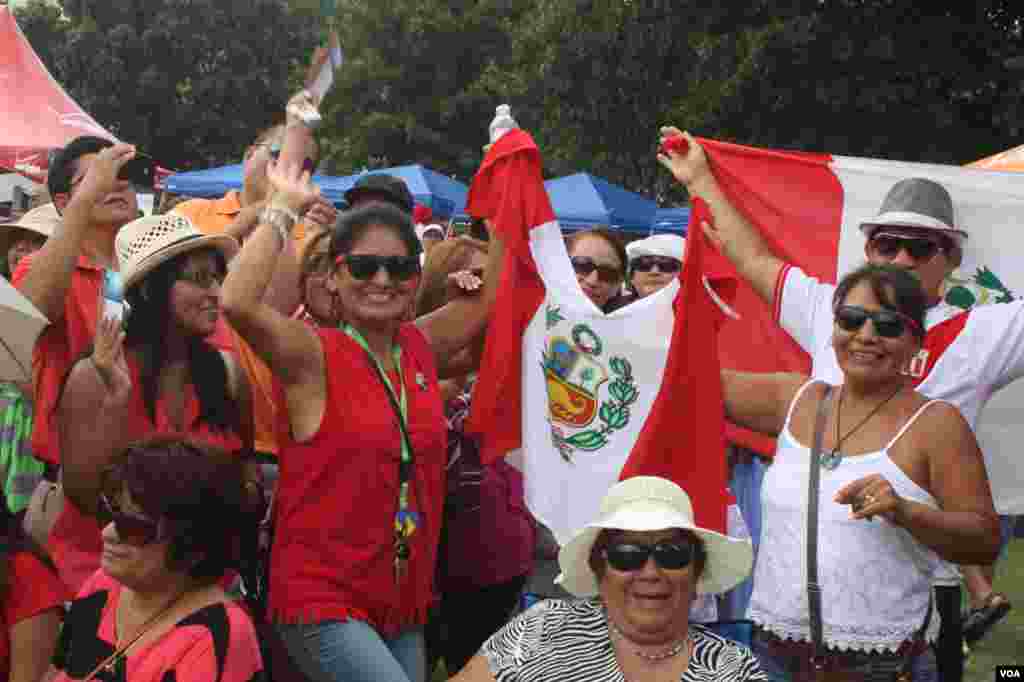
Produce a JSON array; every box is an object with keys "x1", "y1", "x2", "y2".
[
  {"x1": 55, "y1": 214, "x2": 257, "y2": 593},
  {"x1": 625, "y1": 234, "x2": 686, "y2": 299},
  {"x1": 51, "y1": 438, "x2": 264, "y2": 682},
  {"x1": 450, "y1": 476, "x2": 762, "y2": 682},
  {"x1": 719, "y1": 264, "x2": 999, "y2": 681},
  {"x1": 0, "y1": 495, "x2": 66, "y2": 682},
  {"x1": 221, "y1": 158, "x2": 505, "y2": 682},
  {"x1": 566, "y1": 227, "x2": 629, "y2": 312}
]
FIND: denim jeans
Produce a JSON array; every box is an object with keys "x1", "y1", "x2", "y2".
[
  {"x1": 751, "y1": 636, "x2": 939, "y2": 682},
  {"x1": 276, "y1": 619, "x2": 426, "y2": 682},
  {"x1": 723, "y1": 449, "x2": 768, "y2": 619}
]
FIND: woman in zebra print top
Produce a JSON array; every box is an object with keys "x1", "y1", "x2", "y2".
[{"x1": 451, "y1": 477, "x2": 764, "y2": 682}]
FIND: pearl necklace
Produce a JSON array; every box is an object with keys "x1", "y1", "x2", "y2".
[{"x1": 608, "y1": 619, "x2": 691, "y2": 662}]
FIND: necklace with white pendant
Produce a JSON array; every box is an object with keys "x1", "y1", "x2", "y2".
[
  {"x1": 822, "y1": 383, "x2": 904, "y2": 471},
  {"x1": 608, "y1": 618, "x2": 691, "y2": 663}
]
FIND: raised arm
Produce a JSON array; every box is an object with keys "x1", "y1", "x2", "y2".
[
  {"x1": 657, "y1": 129, "x2": 784, "y2": 307},
  {"x1": 416, "y1": 226, "x2": 505, "y2": 373},
  {"x1": 57, "y1": 316, "x2": 133, "y2": 516},
  {"x1": 14, "y1": 144, "x2": 135, "y2": 321},
  {"x1": 721, "y1": 370, "x2": 807, "y2": 436},
  {"x1": 836, "y1": 403, "x2": 1001, "y2": 565},
  {"x1": 220, "y1": 160, "x2": 322, "y2": 390}
]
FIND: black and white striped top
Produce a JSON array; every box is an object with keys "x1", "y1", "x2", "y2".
[{"x1": 481, "y1": 598, "x2": 765, "y2": 681}]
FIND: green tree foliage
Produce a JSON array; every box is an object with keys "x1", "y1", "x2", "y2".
[
  {"x1": 37, "y1": 0, "x2": 317, "y2": 169},
  {"x1": 12, "y1": 0, "x2": 68, "y2": 69}
]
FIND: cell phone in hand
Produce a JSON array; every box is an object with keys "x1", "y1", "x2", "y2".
[{"x1": 118, "y1": 154, "x2": 156, "y2": 188}]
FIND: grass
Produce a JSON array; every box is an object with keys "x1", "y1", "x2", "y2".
[{"x1": 965, "y1": 537, "x2": 1024, "y2": 681}]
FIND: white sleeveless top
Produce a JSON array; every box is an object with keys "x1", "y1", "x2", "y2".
[{"x1": 747, "y1": 381, "x2": 942, "y2": 652}]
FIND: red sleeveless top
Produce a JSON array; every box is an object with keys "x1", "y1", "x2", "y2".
[
  {"x1": 268, "y1": 324, "x2": 446, "y2": 635},
  {"x1": 48, "y1": 353, "x2": 244, "y2": 592}
]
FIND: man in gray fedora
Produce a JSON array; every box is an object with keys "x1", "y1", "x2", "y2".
[{"x1": 660, "y1": 132, "x2": 1024, "y2": 682}]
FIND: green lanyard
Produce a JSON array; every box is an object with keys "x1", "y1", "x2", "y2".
[{"x1": 342, "y1": 324, "x2": 419, "y2": 556}]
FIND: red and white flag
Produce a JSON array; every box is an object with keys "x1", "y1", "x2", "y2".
[
  {"x1": 466, "y1": 129, "x2": 729, "y2": 540},
  {"x1": 697, "y1": 138, "x2": 1024, "y2": 512},
  {"x1": 306, "y1": 29, "x2": 343, "y2": 104}
]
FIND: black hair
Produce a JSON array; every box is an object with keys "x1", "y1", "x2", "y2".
[
  {"x1": 47, "y1": 136, "x2": 115, "y2": 203},
  {"x1": 106, "y1": 437, "x2": 249, "y2": 582},
  {"x1": 832, "y1": 264, "x2": 927, "y2": 341},
  {"x1": 330, "y1": 201, "x2": 422, "y2": 260},
  {"x1": 123, "y1": 248, "x2": 238, "y2": 432}
]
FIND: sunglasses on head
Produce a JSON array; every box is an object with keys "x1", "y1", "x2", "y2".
[
  {"x1": 834, "y1": 304, "x2": 920, "y2": 339},
  {"x1": 603, "y1": 540, "x2": 696, "y2": 572},
  {"x1": 570, "y1": 256, "x2": 622, "y2": 284},
  {"x1": 868, "y1": 234, "x2": 943, "y2": 262},
  {"x1": 336, "y1": 254, "x2": 421, "y2": 282},
  {"x1": 100, "y1": 494, "x2": 167, "y2": 546},
  {"x1": 263, "y1": 143, "x2": 316, "y2": 174},
  {"x1": 631, "y1": 255, "x2": 681, "y2": 274}
]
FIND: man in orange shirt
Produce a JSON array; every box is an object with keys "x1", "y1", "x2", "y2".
[{"x1": 174, "y1": 125, "x2": 335, "y2": 460}]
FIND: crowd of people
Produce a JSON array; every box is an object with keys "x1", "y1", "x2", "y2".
[{"x1": 0, "y1": 93, "x2": 1014, "y2": 682}]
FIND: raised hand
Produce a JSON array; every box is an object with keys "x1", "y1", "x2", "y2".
[
  {"x1": 304, "y1": 197, "x2": 338, "y2": 231},
  {"x1": 266, "y1": 158, "x2": 320, "y2": 216},
  {"x1": 656, "y1": 128, "x2": 711, "y2": 189},
  {"x1": 91, "y1": 315, "x2": 132, "y2": 402},
  {"x1": 71, "y1": 144, "x2": 136, "y2": 206}
]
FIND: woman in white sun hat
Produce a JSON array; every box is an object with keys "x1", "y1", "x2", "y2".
[
  {"x1": 451, "y1": 476, "x2": 764, "y2": 682},
  {"x1": 54, "y1": 213, "x2": 261, "y2": 591},
  {"x1": 626, "y1": 233, "x2": 686, "y2": 299}
]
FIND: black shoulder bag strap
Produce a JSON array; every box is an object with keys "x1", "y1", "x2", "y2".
[{"x1": 807, "y1": 383, "x2": 832, "y2": 673}]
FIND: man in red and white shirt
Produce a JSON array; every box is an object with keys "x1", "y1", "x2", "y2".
[{"x1": 659, "y1": 129, "x2": 1024, "y2": 682}]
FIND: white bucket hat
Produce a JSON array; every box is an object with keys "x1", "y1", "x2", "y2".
[
  {"x1": 556, "y1": 476, "x2": 753, "y2": 597},
  {"x1": 626, "y1": 234, "x2": 686, "y2": 262},
  {"x1": 0, "y1": 203, "x2": 59, "y2": 256},
  {"x1": 116, "y1": 213, "x2": 239, "y2": 290},
  {"x1": 858, "y1": 177, "x2": 966, "y2": 242}
]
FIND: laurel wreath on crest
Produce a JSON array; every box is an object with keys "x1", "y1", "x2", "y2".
[{"x1": 551, "y1": 356, "x2": 639, "y2": 461}]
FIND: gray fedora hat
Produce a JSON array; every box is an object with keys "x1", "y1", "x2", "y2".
[{"x1": 858, "y1": 177, "x2": 966, "y2": 241}]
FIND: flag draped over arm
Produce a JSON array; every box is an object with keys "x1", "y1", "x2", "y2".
[{"x1": 465, "y1": 131, "x2": 729, "y2": 535}]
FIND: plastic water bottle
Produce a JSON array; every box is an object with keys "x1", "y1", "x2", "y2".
[{"x1": 489, "y1": 104, "x2": 519, "y2": 143}]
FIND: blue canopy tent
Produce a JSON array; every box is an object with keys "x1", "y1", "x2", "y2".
[
  {"x1": 649, "y1": 208, "x2": 690, "y2": 236},
  {"x1": 166, "y1": 163, "x2": 468, "y2": 218},
  {"x1": 542, "y1": 173, "x2": 656, "y2": 232}
]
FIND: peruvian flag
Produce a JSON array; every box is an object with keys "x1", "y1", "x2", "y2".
[
  {"x1": 695, "y1": 138, "x2": 1024, "y2": 511},
  {"x1": 466, "y1": 129, "x2": 729, "y2": 538}
]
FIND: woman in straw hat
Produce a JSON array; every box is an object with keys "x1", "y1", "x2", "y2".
[
  {"x1": 721, "y1": 264, "x2": 998, "y2": 681},
  {"x1": 0, "y1": 203, "x2": 57, "y2": 279},
  {"x1": 451, "y1": 476, "x2": 763, "y2": 682},
  {"x1": 54, "y1": 213, "x2": 260, "y2": 591}
]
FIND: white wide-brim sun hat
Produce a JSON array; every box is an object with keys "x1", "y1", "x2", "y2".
[
  {"x1": 116, "y1": 213, "x2": 239, "y2": 290},
  {"x1": 556, "y1": 476, "x2": 753, "y2": 598}
]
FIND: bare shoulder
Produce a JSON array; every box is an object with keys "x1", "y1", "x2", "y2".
[{"x1": 909, "y1": 398, "x2": 974, "y2": 449}]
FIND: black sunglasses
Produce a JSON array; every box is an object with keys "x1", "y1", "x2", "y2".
[
  {"x1": 100, "y1": 494, "x2": 167, "y2": 546},
  {"x1": 264, "y1": 143, "x2": 316, "y2": 174},
  {"x1": 631, "y1": 255, "x2": 681, "y2": 274},
  {"x1": 868, "y1": 234, "x2": 943, "y2": 262},
  {"x1": 570, "y1": 256, "x2": 623, "y2": 284},
  {"x1": 834, "y1": 304, "x2": 921, "y2": 339},
  {"x1": 337, "y1": 254, "x2": 422, "y2": 282},
  {"x1": 603, "y1": 541, "x2": 695, "y2": 572}
]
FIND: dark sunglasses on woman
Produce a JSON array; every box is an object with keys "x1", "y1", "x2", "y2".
[
  {"x1": 631, "y1": 255, "x2": 682, "y2": 274},
  {"x1": 570, "y1": 256, "x2": 622, "y2": 284},
  {"x1": 868, "y1": 234, "x2": 944, "y2": 262},
  {"x1": 602, "y1": 540, "x2": 695, "y2": 572},
  {"x1": 100, "y1": 494, "x2": 168, "y2": 546},
  {"x1": 336, "y1": 254, "x2": 422, "y2": 282},
  {"x1": 834, "y1": 304, "x2": 921, "y2": 339}
]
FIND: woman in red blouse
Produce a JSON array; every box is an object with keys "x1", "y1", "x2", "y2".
[
  {"x1": 222, "y1": 158, "x2": 503, "y2": 682},
  {"x1": 0, "y1": 496, "x2": 66, "y2": 682}
]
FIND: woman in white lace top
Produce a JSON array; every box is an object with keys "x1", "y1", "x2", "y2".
[{"x1": 721, "y1": 264, "x2": 1000, "y2": 681}]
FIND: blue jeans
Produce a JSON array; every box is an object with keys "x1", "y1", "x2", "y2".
[
  {"x1": 723, "y1": 449, "x2": 768, "y2": 619},
  {"x1": 276, "y1": 619, "x2": 426, "y2": 682},
  {"x1": 752, "y1": 637, "x2": 939, "y2": 682}
]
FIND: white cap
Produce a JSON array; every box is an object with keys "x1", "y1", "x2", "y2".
[
  {"x1": 489, "y1": 104, "x2": 519, "y2": 143},
  {"x1": 415, "y1": 223, "x2": 445, "y2": 240},
  {"x1": 626, "y1": 234, "x2": 686, "y2": 262}
]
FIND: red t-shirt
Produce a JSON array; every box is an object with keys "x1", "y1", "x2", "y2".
[
  {"x1": 53, "y1": 571, "x2": 262, "y2": 682},
  {"x1": 12, "y1": 254, "x2": 235, "y2": 467},
  {"x1": 47, "y1": 355, "x2": 245, "y2": 593},
  {"x1": 268, "y1": 324, "x2": 447, "y2": 636},
  {"x1": 0, "y1": 551, "x2": 68, "y2": 681}
]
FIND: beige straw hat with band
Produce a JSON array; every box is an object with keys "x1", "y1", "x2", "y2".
[{"x1": 115, "y1": 213, "x2": 239, "y2": 290}]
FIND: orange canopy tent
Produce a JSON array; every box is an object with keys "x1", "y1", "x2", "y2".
[
  {"x1": 969, "y1": 144, "x2": 1024, "y2": 171},
  {"x1": 0, "y1": 5, "x2": 117, "y2": 182}
]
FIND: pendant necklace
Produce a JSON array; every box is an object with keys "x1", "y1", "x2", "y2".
[
  {"x1": 83, "y1": 590, "x2": 187, "y2": 682},
  {"x1": 820, "y1": 383, "x2": 903, "y2": 471},
  {"x1": 608, "y1": 618, "x2": 691, "y2": 663}
]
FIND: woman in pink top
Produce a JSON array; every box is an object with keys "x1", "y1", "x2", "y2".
[
  {"x1": 51, "y1": 437, "x2": 263, "y2": 682},
  {"x1": 222, "y1": 156, "x2": 503, "y2": 682}
]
